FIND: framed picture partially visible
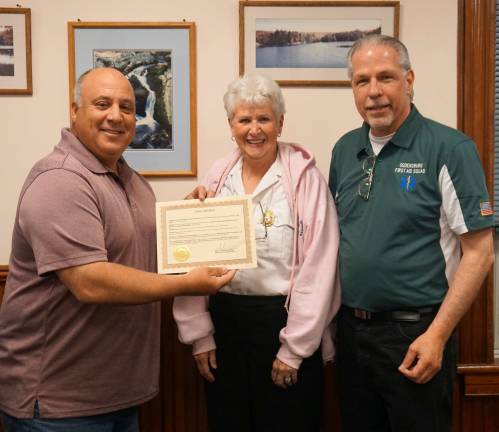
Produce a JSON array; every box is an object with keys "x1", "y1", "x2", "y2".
[
  {"x1": 68, "y1": 22, "x2": 197, "y2": 177},
  {"x1": 0, "y1": 8, "x2": 32, "y2": 95},
  {"x1": 240, "y1": 1, "x2": 399, "y2": 87}
]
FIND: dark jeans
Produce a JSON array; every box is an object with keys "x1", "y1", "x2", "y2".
[
  {"x1": 0, "y1": 401, "x2": 139, "y2": 432},
  {"x1": 336, "y1": 306, "x2": 456, "y2": 432},
  {"x1": 206, "y1": 292, "x2": 323, "y2": 432}
]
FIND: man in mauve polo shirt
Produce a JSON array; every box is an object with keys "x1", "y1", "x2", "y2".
[
  {"x1": 329, "y1": 35, "x2": 494, "y2": 431},
  {"x1": 0, "y1": 68, "x2": 234, "y2": 432}
]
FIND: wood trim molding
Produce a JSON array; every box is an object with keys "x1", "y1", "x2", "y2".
[{"x1": 458, "y1": 362, "x2": 499, "y2": 396}]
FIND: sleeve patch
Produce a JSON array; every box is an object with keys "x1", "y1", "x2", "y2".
[{"x1": 480, "y1": 201, "x2": 494, "y2": 216}]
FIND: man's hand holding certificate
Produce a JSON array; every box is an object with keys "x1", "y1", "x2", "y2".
[{"x1": 156, "y1": 196, "x2": 257, "y2": 274}]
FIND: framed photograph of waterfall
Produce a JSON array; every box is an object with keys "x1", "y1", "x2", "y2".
[
  {"x1": 68, "y1": 22, "x2": 197, "y2": 177},
  {"x1": 239, "y1": 1, "x2": 399, "y2": 87},
  {"x1": 0, "y1": 8, "x2": 32, "y2": 95}
]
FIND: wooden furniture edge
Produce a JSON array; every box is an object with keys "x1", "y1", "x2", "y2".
[
  {"x1": 458, "y1": 361, "x2": 499, "y2": 396},
  {"x1": 458, "y1": 361, "x2": 499, "y2": 374}
]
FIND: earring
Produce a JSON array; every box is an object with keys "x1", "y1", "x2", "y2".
[
  {"x1": 278, "y1": 133, "x2": 281, "y2": 137},
  {"x1": 231, "y1": 136, "x2": 235, "y2": 141}
]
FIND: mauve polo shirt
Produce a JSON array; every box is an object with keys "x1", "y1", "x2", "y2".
[{"x1": 0, "y1": 129, "x2": 160, "y2": 418}]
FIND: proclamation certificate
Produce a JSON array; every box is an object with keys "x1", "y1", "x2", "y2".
[{"x1": 156, "y1": 196, "x2": 257, "y2": 274}]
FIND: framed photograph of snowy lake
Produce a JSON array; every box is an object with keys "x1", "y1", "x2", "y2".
[
  {"x1": 68, "y1": 22, "x2": 197, "y2": 177},
  {"x1": 0, "y1": 8, "x2": 32, "y2": 95},
  {"x1": 240, "y1": 1, "x2": 399, "y2": 87}
]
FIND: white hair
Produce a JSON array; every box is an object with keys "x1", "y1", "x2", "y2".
[{"x1": 223, "y1": 73, "x2": 286, "y2": 119}]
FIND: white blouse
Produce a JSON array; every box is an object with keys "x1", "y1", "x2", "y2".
[{"x1": 217, "y1": 154, "x2": 294, "y2": 296}]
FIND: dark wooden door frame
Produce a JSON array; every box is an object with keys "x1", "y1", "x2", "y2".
[
  {"x1": 456, "y1": 0, "x2": 495, "y2": 364},
  {"x1": 453, "y1": 1, "x2": 499, "y2": 431}
]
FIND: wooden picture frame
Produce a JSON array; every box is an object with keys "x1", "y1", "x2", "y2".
[
  {"x1": 0, "y1": 8, "x2": 32, "y2": 95},
  {"x1": 240, "y1": 1, "x2": 400, "y2": 87},
  {"x1": 68, "y1": 22, "x2": 197, "y2": 177}
]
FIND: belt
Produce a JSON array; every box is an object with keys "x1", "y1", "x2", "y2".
[{"x1": 346, "y1": 305, "x2": 439, "y2": 322}]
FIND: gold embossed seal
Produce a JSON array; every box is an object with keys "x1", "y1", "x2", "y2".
[{"x1": 173, "y1": 246, "x2": 190, "y2": 262}]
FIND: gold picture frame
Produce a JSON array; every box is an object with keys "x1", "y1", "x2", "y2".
[
  {"x1": 0, "y1": 7, "x2": 32, "y2": 95},
  {"x1": 240, "y1": 1, "x2": 400, "y2": 87},
  {"x1": 68, "y1": 21, "x2": 197, "y2": 177}
]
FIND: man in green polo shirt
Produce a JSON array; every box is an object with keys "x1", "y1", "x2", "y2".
[{"x1": 329, "y1": 35, "x2": 494, "y2": 431}]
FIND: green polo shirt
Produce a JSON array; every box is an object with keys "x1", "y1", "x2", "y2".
[{"x1": 329, "y1": 105, "x2": 493, "y2": 311}]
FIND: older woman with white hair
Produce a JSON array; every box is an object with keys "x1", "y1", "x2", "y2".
[{"x1": 173, "y1": 74, "x2": 340, "y2": 432}]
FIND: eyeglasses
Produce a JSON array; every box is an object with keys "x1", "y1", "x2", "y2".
[{"x1": 358, "y1": 155, "x2": 377, "y2": 200}]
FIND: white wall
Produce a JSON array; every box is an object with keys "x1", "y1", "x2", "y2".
[{"x1": 0, "y1": 0, "x2": 458, "y2": 263}]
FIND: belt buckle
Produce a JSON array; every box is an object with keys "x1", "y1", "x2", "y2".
[
  {"x1": 354, "y1": 309, "x2": 372, "y2": 320},
  {"x1": 391, "y1": 310, "x2": 421, "y2": 322}
]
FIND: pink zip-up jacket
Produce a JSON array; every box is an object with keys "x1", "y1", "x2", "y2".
[{"x1": 173, "y1": 142, "x2": 341, "y2": 369}]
